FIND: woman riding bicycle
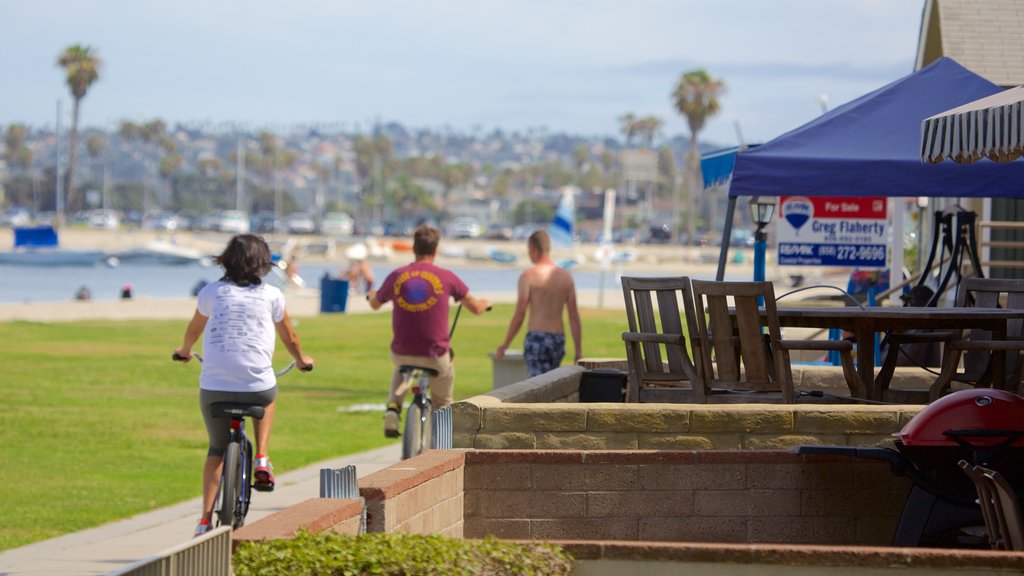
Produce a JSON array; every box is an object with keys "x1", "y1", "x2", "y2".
[{"x1": 174, "y1": 234, "x2": 314, "y2": 537}]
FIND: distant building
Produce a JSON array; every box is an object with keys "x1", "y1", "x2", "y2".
[
  {"x1": 915, "y1": 0, "x2": 1024, "y2": 278},
  {"x1": 916, "y1": 0, "x2": 1024, "y2": 88}
]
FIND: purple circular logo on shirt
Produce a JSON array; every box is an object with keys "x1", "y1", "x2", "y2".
[{"x1": 394, "y1": 270, "x2": 442, "y2": 312}]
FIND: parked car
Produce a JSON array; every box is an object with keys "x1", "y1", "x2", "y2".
[
  {"x1": 88, "y1": 209, "x2": 120, "y2": 230},
  {"x1": 320, "y1": 212, "x2": 355, "y2": 236},
  {"x1": 142, "y1": 211, "x2": 180, "y2": 231},
  {"x1": 283, "y1": 212, "x2": 316, "y2": 234},
  {"x1": 356, "y1": 221, "x2": 387, "y2": 236},
  {"x1": 484, "y1": 224, "x2": 513, "y2": 240},
  {"x1": 0, "y1": 207, "x2": 31, "y2": 227},
  {"x1": 643, "y1": 224, "x2": 672, "y2": 244},
  {"x1": 511, "y1": 224, "x2": 543, "y2": 241},
  {"x1": 250, "y1": 211, "x2": 281, "y2": 233},
  {"x1": 384, "y1": 221, "x2": 415, "y2": 237},
  {"x1": 216, "y1": 210, "x2": 251, "y2": 234},
  {"x1": 35, "y1": 211, "x2": 56, "y2": 226},
  {"x1": 190, "y1": 212, "x2": 220, "y2": 231},
  {"x1": 447, "y1": 217, "x2": 482, "y2": 239}
]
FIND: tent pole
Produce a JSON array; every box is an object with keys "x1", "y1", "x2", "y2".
[
  {"x1": 716, "y1": 196, "x2": 738, "y2": 280},
  {"x1": 891, "y1": 200, "x2": 906, "y2": 296}
]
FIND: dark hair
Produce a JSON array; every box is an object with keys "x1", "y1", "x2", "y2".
[
  {"x1": 216, "y1": 234, "x2": 273, "y2": 287},
  {"x1": 413, "y1": 225, "x2": 441, "y2": 257},
  {"x1": 528, "y1": 229, "x2": 551, "y2": 255}
]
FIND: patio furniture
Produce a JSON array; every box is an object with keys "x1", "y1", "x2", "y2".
[
  {"x1": 929, "y1": 278, "x2": 1024, "y2": 401},
  {"x1": 620, "y1": 276, "x2": 703, "y2": 403},
  {"x1": 960, "y1": 460, "x2": 1024, "y2": 551},
  {"x1": 692, "y1": 280, "x2": 864, "y2": 403},
  {"x1": 767, "y1": 306, "x2": 1024, "y2": 401},
  {"x1": 960, "y1": 460, "x2": 1002, "y2": 549}
]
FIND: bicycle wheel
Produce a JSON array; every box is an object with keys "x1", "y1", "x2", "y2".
[
  {"x1": 219, "y1": 441, "x2": 241, "y2": 528},
  {"x1": 237, "y1": 437, "x2": 253, "y2": 525},
  {"x1": 401, "y1": 399, "x2": 421, "y2": 457},
  {"x1": 401, "y1": 399, "x2": 433, "y2": 459},
  {"x1": 421, "y1": 399, "x2": 433, "y2": 452}
]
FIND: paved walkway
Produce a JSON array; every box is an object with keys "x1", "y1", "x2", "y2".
[{"x1": 0, "y1": 442, "x2": 402, "y2": 576}]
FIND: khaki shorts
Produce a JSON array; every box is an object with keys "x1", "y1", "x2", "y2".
[{"x1": 388, "y1": 352, "x2": 454, "y2": 410}]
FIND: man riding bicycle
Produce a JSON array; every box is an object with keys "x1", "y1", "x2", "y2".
[{"x1": 368, "y1": 224, "x2": 491, "y2": 437}]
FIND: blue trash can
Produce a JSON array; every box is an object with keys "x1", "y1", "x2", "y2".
[{"x1": 320, "y1": 273, "x2": 349, "y2": 313}]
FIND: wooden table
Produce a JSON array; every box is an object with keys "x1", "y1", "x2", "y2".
[{"x1": 769, "y1": 306, "x2": 1024, "y2": 400}]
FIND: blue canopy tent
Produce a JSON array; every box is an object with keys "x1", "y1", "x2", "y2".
[{"x1": 715, "y1": 57, "x2": 1024, "y2": 280}]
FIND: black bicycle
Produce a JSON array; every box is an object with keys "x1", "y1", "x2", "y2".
[{"x1": 174, "y1": 352, "x2": 309, "y2": 528}]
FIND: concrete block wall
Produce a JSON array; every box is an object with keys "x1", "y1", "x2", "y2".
[
  {"x1": 451, "y1": 363, "x2": 927, "y2": 451},
  {"x1": 453, "y1": 402, "x2": 923, "y2": 451},
  {"x1": 462, "y1": 450, "x2": 911, "y2": 546},
  {"x1": 359, "y1": 451, "x2": 465, "y2": 537}
]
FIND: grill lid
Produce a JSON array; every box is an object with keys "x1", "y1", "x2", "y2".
[{"x1": 897, "y1": 388, "x2": 1024, "y2": 447}]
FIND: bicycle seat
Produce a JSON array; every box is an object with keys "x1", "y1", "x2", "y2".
[
  {"x1": 398, "y1": 365, "x2": 439, "y2": 377},
  {"x1": 209, "y1": 402, "x2": 266, "y2": 419}
]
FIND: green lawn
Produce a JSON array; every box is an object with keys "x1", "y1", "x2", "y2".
[{"x1": 0, "y1": 305, "x2": 629, "y2": 551}]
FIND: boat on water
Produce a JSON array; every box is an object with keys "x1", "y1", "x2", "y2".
[
  {"x1": 0, "y1": 226, "x2": 106, "y2": 266},
  {"x1": 486, "y1": 246, "x2": 517, "y2": 264},
  {"x1": 110, "y1": 240, "x2": 211, "y2": 266}
]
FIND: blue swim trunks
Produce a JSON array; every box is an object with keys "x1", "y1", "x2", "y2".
[{"x1": 523, "y1": 331, "x2": 566, "y2": 377}]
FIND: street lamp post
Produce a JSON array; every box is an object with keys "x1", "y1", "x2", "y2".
[{"x1": 749, "y1": 196, "x2": 776, "y2": 288}]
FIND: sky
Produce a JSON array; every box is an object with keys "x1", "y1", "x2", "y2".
[{"x1": 1, "y1": 0, "x2": 927, "y2": 148}]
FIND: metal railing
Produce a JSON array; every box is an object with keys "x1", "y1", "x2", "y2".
[
  {"x1": 319, "y1": 464, "x2": 366, "y2": 534},
  {"x1": 431, "y1": 406, "x2": 453, "y2": 450},
  {"x1": 109, "y1": 526, "x2": 231, "y2": 576}
]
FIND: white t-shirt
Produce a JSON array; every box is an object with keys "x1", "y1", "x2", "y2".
[{"x1": 196, "y1": 280, "x2": 286, "y2": 393}]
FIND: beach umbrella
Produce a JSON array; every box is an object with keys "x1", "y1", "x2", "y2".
[{"x1": 921, "y1": 85, "x2": 1024, "y2": 164}]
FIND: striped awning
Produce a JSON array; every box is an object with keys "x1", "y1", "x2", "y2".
[{"x1": 921, "y1": 86, "x2": 1024, "y2": 164}]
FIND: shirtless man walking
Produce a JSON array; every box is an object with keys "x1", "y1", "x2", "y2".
[{"x1": 495, "y1": 229, "x2": 582, "y2": 376}]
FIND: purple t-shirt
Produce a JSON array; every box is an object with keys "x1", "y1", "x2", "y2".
[{"x1": 377, "y1": 262, "x2": 469, "y2": 357}]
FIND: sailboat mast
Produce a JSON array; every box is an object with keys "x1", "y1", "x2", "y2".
[
  {"x1": 55, "y1": 99, "x2": 64, "y2": 224},
  {"x1": 236, "y1": 136, "x2": 245, "y2": 211}
]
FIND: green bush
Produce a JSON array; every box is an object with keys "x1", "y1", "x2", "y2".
[{"x1": 233, "y1": 531, "x2": 574, "y2": 576}]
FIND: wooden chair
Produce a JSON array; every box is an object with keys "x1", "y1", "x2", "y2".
[
  {"x1": 690, "y1": 280, "x2": 866, "y2": 403},
  {"x1": 929, "y1": 278, "x2": 1024, "y2": 401},
  {"x1": 620, "y1": 277, "x2": 703, "y2": 403},
  {"x1": 960, "y1": 460, "x2": 1024, "y2": 550},
  {"x1": 960, "y1": 460, "x2": 1003, "y2": 549}
]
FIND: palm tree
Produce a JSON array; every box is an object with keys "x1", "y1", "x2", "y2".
[
  {"x1": 4, "y1": 123, "x2": 34, "y2": 208},
  {"x1": 635, "y1": 116, "x2": 664, "y2": 148},
  {"x1": 572, "y1": 144, "x2": 589, "y2": 185},
  {"x1": 57, "y1": 44, "x2": 101, "y2": 215},
  {"x1": 118, "y1": 119, "x2": 167, "y2": 211},
  {"x1": 672, "y1": 68, "x2": 725, "y2": 243},
  {"x1": 85, "y1": 132, "x2": 106, "y2": 209},
  {"x1": 618, "y1": 113, "x2": 638, "y2": 147}
]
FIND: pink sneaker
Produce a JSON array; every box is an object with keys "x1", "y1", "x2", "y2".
[{"x1": 253, "y1": 456, "x2": 275, "y2": 492}]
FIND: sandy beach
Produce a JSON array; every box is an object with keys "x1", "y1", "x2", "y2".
[
  {"x1": 0, "y1": 227, "x2": 789, "y2": 323},
  {"x1": 0, "y1": 288, "x2": 632, "y2": 323}
]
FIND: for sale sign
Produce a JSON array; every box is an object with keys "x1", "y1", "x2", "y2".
[{"x1": 777, "y1": 196, "x2": 888, "y2": 267}]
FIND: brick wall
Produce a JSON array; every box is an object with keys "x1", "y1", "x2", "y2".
[
  {"x1": 463, "y1": 450, "x2": 910, "y2": 546},
  {"x1": 360, "y1": 451, "x2": 465, "y2": 537},
  {"x1": 234, "y1": 498, "x2": 364, "y2": 544},
  {"x1": 235, "y1": 449, "x2": 911, "y2": 548}
]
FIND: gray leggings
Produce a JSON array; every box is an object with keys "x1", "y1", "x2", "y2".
[{"x1": 199, "y1": 387, "x2": 277, "y2": 457}]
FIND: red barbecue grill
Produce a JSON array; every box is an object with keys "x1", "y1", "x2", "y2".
[{"x1": 795, "y1": 388, "x2": 1024, "y2": 547}]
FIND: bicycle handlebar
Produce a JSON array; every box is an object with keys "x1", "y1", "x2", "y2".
[{"x1": 173, "y1": 352, "x2": 312, "y2": 376}]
